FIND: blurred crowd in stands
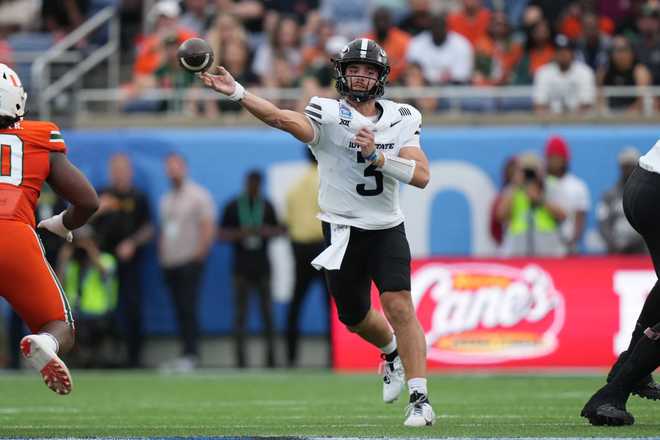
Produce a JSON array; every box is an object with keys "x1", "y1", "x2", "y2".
[{"x1": 2, "y1": 0, "x2": 660, "y2": 115}]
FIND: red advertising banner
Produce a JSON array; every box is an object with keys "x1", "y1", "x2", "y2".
[{"x1": 331, "y1": 257, "x2": 656, "y2": 370}]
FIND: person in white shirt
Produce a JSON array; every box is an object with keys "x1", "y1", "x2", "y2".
[
  {"x1": 406, "y1": 13, "x2": 474, "y2": 84},
  {"x1": 199, "y1": 38, "x2": 435, "y2": 427},
  {"x1": 533, "y1": 34, "x2": 596, "y2": 114},
  {"x1": 582, "y1": 139, "x2": 660, "y2": 426},
  {"x1": 544, "y1": 135, "x2": 591, "y2": 254}
]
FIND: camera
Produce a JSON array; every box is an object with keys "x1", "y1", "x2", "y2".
[{"x1": 523, "y1": 167, "x2": 538, "y2": 182}]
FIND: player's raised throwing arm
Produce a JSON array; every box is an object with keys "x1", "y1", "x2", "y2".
[{"x1": 199, "y1": 67, "x2": 315, "y2": 144}]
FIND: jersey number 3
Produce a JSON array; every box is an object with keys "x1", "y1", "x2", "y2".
[
  {"x1": 0, "y1": 134, "x2": 23, "y2": 186},
  {"x1": 356, "y1": 151, "x2": 383, "y2": 196}
]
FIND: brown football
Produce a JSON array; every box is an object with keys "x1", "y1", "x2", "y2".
[{"x1": 177, "y1": 38, "x2": 214, "y2": 73}]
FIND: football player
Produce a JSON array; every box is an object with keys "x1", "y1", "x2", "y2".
[
  {"x1": 200, "y1": 39, "x2": 435, "y2": 426},
  {"x1": 581, "y1": 140, "x2": 660, "y2": 426},
  {"x1": 0, "y1": 64, "x2": 98, "y2": 394}
]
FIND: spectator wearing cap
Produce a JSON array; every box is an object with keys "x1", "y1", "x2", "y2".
[
  {"x1": 406, "y1": 13, "x2": 474, "y2": 85},
  {"x1": 121, "y1": 1, "x2": 197, "y2": 111},
  {"x1": 597, "y1": 147, "x2": 647, "y2": 254},
  {"x1": 633, "y1": 2, "x2": 660, "y2": 85},
  {"x1": 364, "y1": 7, "x2": 411, "y2": 83},
  {"x1": 133, "y1": 1, "x2": 197, "y2": 79},
  {"x1": 533, "y1": 34, "x2": 596, "y2": 114},
  {"x1": 544, "y1": 136, "x2": 591, "y2": 254}
]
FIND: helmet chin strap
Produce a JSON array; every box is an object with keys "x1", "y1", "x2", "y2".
[{"x1": 345, "y1": 75, "x2": 378, "y2": 102}]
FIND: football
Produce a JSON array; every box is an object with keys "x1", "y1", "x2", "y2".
[{"x1": 177, "y1": 37, "x2": 214, "y2": 73}]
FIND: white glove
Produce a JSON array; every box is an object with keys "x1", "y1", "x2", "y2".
[{"x1": 37, "y1": 211, "x2": 73, "y2": 242}]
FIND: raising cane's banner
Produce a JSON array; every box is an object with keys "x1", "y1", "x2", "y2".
[{"x1": 331, "y1": 257, "x2": 656, "y2": 370}]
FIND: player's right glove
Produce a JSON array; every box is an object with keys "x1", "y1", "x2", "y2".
[{"x1": 37, "y1": 211, "x2": 73, "y2": 242}]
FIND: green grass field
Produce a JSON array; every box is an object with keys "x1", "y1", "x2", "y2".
[{"x1": 0, "y1": 370, "x2": 658, "y2": 438}]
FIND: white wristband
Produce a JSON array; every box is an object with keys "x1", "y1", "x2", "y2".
[
  {"x1": 379, "y1": 155, "x2": 416, "y2": 184},
  {"x1": 228, "y1": 82, "x2": 246, "y2": 101},
  {"x1": 37, "y1": 211, "x2": 73, "y2": 242}
]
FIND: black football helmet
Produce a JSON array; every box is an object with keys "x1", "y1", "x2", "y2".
[{"x1": 333, "y1": 38, "x2": 390, "y2": 102}]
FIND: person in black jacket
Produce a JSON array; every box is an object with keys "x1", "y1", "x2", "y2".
[
  {"x1": 219, "y1": 170, "x2": 284, "y2": 368},
  {"x1": 93, "y1": 153, "x2": 154, "y2": 368}
]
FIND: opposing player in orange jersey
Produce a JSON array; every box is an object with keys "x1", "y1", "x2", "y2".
[{"x1": 0, "y1": 64, "x2": 98, "y2": 394}]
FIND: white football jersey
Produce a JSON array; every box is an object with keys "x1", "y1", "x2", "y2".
[
  {"x1": 304, "y1": 96, "x2": 422, "y2": 230},
  {"x1": 639, "y1": 139, "x2": 660, "y2": 174}
]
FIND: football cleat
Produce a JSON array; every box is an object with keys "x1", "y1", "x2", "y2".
[
  {"x1": 404, "y1": 391, "x2": 436, "y2": 427},
  {"x1": 580, "y1": 403, "x2": 635, "y2": 426},
  {"x1": 580, "y1": 385, "x2": 634, "y2": 426},
  {"x1": 380, "y1": 353, "x2": 405, "y2": 403},
  {"x1": 20, "y1": 335, "x2": 72, "y2": 395}
]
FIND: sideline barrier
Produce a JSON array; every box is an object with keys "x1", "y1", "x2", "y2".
[{"x1": 332, "y1": 257, "x2": 655, "y2": 370}]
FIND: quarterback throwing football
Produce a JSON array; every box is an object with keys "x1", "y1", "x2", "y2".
[{"x1": 200, "y1": 38, "x2": 434, "y2": 427}]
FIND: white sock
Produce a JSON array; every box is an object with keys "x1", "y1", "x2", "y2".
[
  {"x1": 408, "y1": 377, "x2": 427, "y2": 396},
  {"x1": 37, "y1": 332, "x2": 59, "y2": 354},
  {"x1": 379, "y1": 335, "x2": 397, "y2": 355}
]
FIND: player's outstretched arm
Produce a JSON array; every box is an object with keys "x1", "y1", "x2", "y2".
[
  {"x1": 46, "y1": 152, "x2": 99, "y2": 231},
  {"x1": 199, "y1": 66, "x2": 315, "y2": 144}
]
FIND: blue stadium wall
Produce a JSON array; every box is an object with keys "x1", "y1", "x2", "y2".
[{"x1": 62, "y1": 125, "x2": 659, "y2": 335}]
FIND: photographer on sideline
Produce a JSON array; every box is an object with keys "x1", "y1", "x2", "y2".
[{"x1": 496, "y1": 152, "x2": 567, "y2": 257}]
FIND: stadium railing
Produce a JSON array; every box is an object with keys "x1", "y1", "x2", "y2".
[
  {"x1": 70, "y1": 85, "x2": 660, "y2": 125},
  {"x1": 31, "y1": 6, "x2": 120, "y2": 121}
]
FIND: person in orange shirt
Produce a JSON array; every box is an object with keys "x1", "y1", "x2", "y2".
[
  {"x1": 447, "y1": 0, "x2": 492, "y2": 46},
  {"x1": 122, "y1": 2, "x2": 197, "y2": 110},
  {"x1": 473, "y1": 10, "x2": 524, "y2": 85},
  {"x1": 133, "y1": 2, "x2": 197, "y2": 77},
  {"x1": 0, "y1": 64, "x2": 99, "y2": 394},
  {"x1": 301, "y1": 19, "x2": 337, "y2": 72},
  {"x1": 512, "y1": 18, "x2": 555, "y2": 84},
  {"x1": 558, "y1": 1, "x2": 615, "y2": 40},
  {"x1": 364, "y1": 7, "x2": 411, "y2": 83}
]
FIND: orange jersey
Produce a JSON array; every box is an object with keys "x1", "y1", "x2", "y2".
[
  {"x1": 0, "y1": 219, "x2": 73, "y2": 332},
  {"x1": 0, "y1": 120, "x2": 67, "y2": 227}
]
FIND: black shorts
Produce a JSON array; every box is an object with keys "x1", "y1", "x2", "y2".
[
  {"x1": 321, "y1": 222, "x2": 411, "y2": 326},
  {"x1": 623, "y1": 165, "x2": 660, "y2": 275}
]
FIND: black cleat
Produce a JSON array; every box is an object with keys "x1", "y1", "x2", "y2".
[
  {"x1": 581, "y1": 403, "x2": 635, "y2": 426},
  {"x1": 581, "y1": 385, "x2": 635, "y2": 427}
]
